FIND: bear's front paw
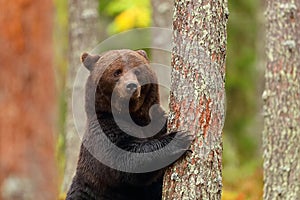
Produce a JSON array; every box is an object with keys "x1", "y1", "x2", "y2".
[{"x1": 168, "y1": 131, "x2": 195, "y2": 154}]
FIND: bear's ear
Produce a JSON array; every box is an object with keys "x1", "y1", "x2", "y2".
[
  {"x1": 81, "y1": 52, "x2": 100, "y2": 71},
  {"x1": 136, "y1": 50, "x2": 149, "y2": 61}
]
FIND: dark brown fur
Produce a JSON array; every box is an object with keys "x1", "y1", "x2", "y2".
[{"x1": 66, "y1": 49, "x2": 193, "y2": 200}]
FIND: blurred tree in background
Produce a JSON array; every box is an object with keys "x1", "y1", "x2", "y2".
[
  {"x1": 151, "y1": 0, "x2": 173, "y2": 109},
  {"x1": 61, "y1": 0, "x2": 100, "y2": 196},
  {"x1": 0, "y1": 0, "x2": 58, "y2": 199}
]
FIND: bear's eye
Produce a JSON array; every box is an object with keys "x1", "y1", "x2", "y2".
[
  {"x1": 114, "y1": 69, "x2": 122, "y2": 77},
  {"x1": 134, "y1": 70, "x2": 140, "y2": 76}
]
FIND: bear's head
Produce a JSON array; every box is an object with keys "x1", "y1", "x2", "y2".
[{"x1": 82, "y1": 49, "x2": 160, "y2": 122}]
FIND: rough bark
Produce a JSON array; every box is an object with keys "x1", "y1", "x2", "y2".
[
  {"x1": 163, "y1": 0, "x2": 228, "y2": 199},
  {"x1": 62, "y1": 0, "x2": 100, "y2": 192},
  {"x1": 0, "y1": 0, "x2": 57, "y2": 199},
  {"x1": 263, "y1": 0, "x2": 300, "y2": 199}
]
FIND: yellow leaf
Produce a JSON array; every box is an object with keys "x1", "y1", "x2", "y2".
[
  {"x1": 222, "y1": 189, "x2": 240, "y2": 200},
  {"x1": 111, "y1": 6, "x2": 151, "y2": 33}
]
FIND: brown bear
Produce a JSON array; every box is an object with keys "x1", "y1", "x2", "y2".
[{"x1": 66, "y1": 49, "x2": 193, "y2": 200}]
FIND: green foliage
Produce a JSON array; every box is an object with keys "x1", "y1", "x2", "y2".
[
  {"x1": 222, "y1": 1, "x2": 263, "y2": 197},
  {"x1": 53, "y1": 0, "x2": 68, "y2": 188},
  {"x1": 99, "y1": 0, "x2": 151, "y2": 34},
  {"x1": 225, "y1": 0, "x2": 261, "y2": 163}
]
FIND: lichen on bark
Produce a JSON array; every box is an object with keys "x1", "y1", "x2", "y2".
[{"x1": 163, "y1": 0, "x2": 228, "y2": 199}]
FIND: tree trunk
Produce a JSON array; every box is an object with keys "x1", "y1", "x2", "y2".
[
  {"x1": 163, "y1": 0, "x2": 228, "y2": 199},
  {"x1": 62, "y1": 0, "x2": 100, "y2": 192},
  {"x1": 151, "y1": 0, "x2": 173, "y2": 109},
  {"x1": 151, "y1": 0, "x2": 173, "y2": 62},
  {"x1": 0, "y1": 0, "x2": 57, "y2": 199},
  {"x1": 263, "y1": 0, "x2": 300, "y2": 199}
]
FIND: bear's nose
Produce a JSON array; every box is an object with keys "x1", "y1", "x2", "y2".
[{"x1": 126, "y1": 83, "x2": 138, "y2": 92}]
